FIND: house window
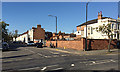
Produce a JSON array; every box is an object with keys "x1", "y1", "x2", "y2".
[
  {"x1": 33, "y1": 29, "x2": 35, "y2": 32},
  {"x1": 91, "y1": 27, "x2": 93, "y2": 34},
  {"x1": 117, "y1": 33, "x2": 119, "y2": 40},
  {"x1": 88, "y1": 33, "x2": 90, "y2": 35},
  {"x1": 88, "y1": 27, "x2": 90, "y2": 30},
  {"x1": 113, "y1": 24, "x2": 117, "y2": 30},
  {"x1": 112, "y1": 24, "x2": 114, "y2": 29},
  {"x1": 118, "y1": 24, "x2": 119, "y2": 30},
  {"x1": 114, "y1": 34, "x2": 116, "y2": 38},
  {"x1": 111, "y1": 35, "x2": 113, "y2": 39}
]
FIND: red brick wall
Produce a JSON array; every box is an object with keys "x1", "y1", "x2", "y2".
[
  {"x1": 77, "y1": 25, "x2": 86, "y2": 31},
  {"x1": 64, "y1": 35, "x2": 70, "y2": 39},
  {"x1": 46, "y1": 38, "x2": 117, "y2": 50},
  {"x1": 46, "y1": 39, "x2": 84, "y2": 50},
  {"x1": 83, "y1": 38, "x2": 118, "y2": 50},
  {"x1": 76, "y1": 35, "x2": 81, "y2": 38},
  {"x1": 77, "y1": 27, "x2": 80, "y2": 31}
]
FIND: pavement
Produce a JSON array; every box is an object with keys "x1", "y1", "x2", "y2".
[
  {"x1": 2, "y1": 44, "x2": 120, "y2": 71},
  {"x1": 44, "y1": 47, "x2": 119, "y2": 56}
]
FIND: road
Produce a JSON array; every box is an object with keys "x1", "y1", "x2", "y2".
[{"x1": 2, "y1": 45, "x2": 119, "y2": 71}]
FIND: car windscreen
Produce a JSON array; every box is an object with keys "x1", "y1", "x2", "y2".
[{"x1": 28, "y1": 41, "x2": 34, "y2": 43}]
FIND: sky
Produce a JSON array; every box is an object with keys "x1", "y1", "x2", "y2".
[
  {"x1": 2, "y1": 2, "x2": 118, "y2": 34},
  {"x1": 1, "y1": 0, "x2": 120, "y2": 2}
]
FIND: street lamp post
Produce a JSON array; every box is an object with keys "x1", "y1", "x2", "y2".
[
  {"x1": 48, "y1": 15, "x2": 58, "y2": 48},
  {"x1": 85, "y1": 2, "x2": 89, "y2": 51}
]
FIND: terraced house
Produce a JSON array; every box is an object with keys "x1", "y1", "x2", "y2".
[
  {"x1": 13, "y1": 25, "x2": 45, "y2": 43},
  {"x1": 75, "y1": 11, "x2": 120, "y2": 40}
]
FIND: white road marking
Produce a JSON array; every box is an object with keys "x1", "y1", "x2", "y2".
[
  {"x1": 71, "y1": 64, "x2": 75, "y2": 67},
  {"x1": 51, "y1": 67, "x2": 63, "y2": 70},
  {"x1": 26, "y1": 57, "x2": 33, "y2": 60},
  {"x1": 19, "y1": 64, "x2": 59, "y2": 71},
  {"x1": 107, "y1": 54, "x2": 117, "y2": 55},
  {"x1": 79, "y1": 62, "x2": 87, "y2": 63},
  {"x1": 3, "y1": 58, "x2": 34, "y2": 62},
  {"x1": 3, "y1": 60, "x2": 13, "y2": 62},
  {"x1": 24, "y1": 48, "x2": 36, "y2": 54},
  {"x1": 37, "y1": 53, "x2": 43, "y2": 56},
  {"x1": 61, "y1": 55, "x2": 67, "y2": 57},
  {"x1": 41, "y1": 64, "x2": 59, "y2": 71},
  {"x1": 41, "y1": 67, "x2": 47, "y2": 71},
  {"x1": 46, "y1": 65, "x2": 58, "y2": 67},
  {"x1": 44, "y1": 56, "x2": 51, "y2": 58},
  {"x1": 24, "y1": 48, "x2": 48, "y2": 58},
  {"x1": 110, "y1": 59, "x2": 116, "y2": 62},
  {"x1": 44, "y1": 48, "x2": 71, "y2": 54},
  {"x1": 23, "y1": 48, "x2": 71, "y2": 59},
  {"x1": 88, "y1": 59, "x2": 116, "y2": 65},
  {"x1": 79, "y1": 59, "x2": 117, "y2": 66},
  {"x1": 89, "y1": 61, "x2": 110, "y2": 65},
  {"x1": 91, "y1": 61, "x2": 96, "y2": 63},
  {"x1": 50, "y1": 51, "x2": 59, "y2": 54},
  {"x1": 53, "y1": 55, "x2": 59, "y2": 57},
  {"x1": 24, "y1": 48, "x2": 66, "y2": 58},
  {"x1": 19, "y1": 67, "x2": 40, "y2": 70}
]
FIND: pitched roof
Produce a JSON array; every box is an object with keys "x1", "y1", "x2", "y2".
[
  {"x1": 18, "y1": 31, "x2": 28, "y2": 37},
  {"x1": 77, "y1": 17, "x2": 110, "y2": 27}
]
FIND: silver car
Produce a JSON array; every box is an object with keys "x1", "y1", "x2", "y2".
[{"x1": 27, "y1": 41, "x2": 35, "y2": 46}]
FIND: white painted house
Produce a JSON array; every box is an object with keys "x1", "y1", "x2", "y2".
[
  {"x1": 75, "y1": 11, "x2": 120, "y2": 40},
  {"x1": 13, "y1": 25, "x2": 45, "y2": 43}
]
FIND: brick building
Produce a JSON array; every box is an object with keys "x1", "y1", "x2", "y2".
[
  {"x1": 13, "y1": 25, "x2": 45, "y2": 43},
  {"x1": 50, "y1": 31, "x2": 76, "y2": 40}
]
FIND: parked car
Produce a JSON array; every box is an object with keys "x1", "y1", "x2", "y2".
[
  {"x1": 12, "y1": 41, "x2": 17, "y2": 43},
  {"x1": 27, "y1": 41, "x2": 35, "y2": 46},
  {"x1": 13, "y1": 41, "x2": 23, "y2": 44},
  {"x1": 2, "y1": 42, "x2": 9, "y2": 51},
  {"x1": 35, "y1": 42, "x2": 43, "y2": 48}
]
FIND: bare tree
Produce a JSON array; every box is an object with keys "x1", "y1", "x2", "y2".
[
  {"x1": 14, "y1": 30, "x2": 18, "y2": 41},
  {"x1": 96, "y1": 23, "x2": 113, "y2": 52}
]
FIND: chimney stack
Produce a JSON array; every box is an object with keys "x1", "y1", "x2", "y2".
[
  {"x1": 117, "y1": 14, "x2": 120, "y2": 22},
  {"x1": 37, "y1": 24, "x2": 41, "y2": 28},
  {"x1": 98, "y1": 11, "x2": 102, "y2": 20},
  {"x1": 32, "y1": 27, "x2": 36, "y2": 29}
]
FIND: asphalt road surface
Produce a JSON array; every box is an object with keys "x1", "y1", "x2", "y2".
[{"x1": 2, "y1": 46, "x2": 119, "y2": 72}]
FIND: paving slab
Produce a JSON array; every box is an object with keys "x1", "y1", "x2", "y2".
[{"x1": 44, "y1": 47, "x2": 119, "y2": 55}]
